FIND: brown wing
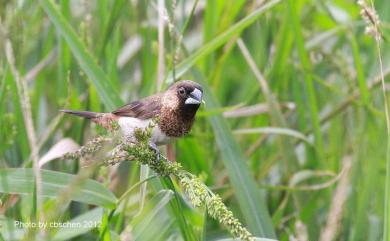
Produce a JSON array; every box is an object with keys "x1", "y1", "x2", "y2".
[{"x1": 112, "y1": 94, "x2": 162, "y2": 119}]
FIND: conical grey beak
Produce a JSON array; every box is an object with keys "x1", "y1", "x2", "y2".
[{"x1": 185, "y1": 88, "x2": 203, "y2": 105}]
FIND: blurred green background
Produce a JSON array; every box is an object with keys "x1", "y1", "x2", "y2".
[{"x1": 1, "y1": 0, "x2": 390, "y2": 240}]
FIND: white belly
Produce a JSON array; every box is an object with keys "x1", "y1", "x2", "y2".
[{"x1": 117, "y1": 117, "x2": 172, "y2": 145}]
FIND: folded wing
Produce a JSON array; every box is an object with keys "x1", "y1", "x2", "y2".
[{"x1": 112, "y1": 94, "x2": 162, "y2": 120}]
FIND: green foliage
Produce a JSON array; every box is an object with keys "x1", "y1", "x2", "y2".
[
  {"x1": 0, "y1": 0, "x2": 389, "y2": 241},
  {"x1": 0, "y1": 168, "x2": 117, "y2": 209}
]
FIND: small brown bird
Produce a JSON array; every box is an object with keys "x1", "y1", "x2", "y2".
[{"x1": 61, "y1": 80, "x2": 203, "y2": 156}]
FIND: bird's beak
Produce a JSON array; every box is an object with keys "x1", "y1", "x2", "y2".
[{"x1": 185, "y1": 88, "x2": 203, "y2": 105}]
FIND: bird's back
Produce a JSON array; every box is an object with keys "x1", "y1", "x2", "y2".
[{"x1": 112, "y1": 94, "x2": 163, "y2": 119}]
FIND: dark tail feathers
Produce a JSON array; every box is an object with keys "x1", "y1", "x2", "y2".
[{"x1": 60, "y1": 109, "x2": 100, "y2": 119}]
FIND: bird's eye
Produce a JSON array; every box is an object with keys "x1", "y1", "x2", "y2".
[{"x1": 178, "y1": 88, "x2": 186, "y2": 96}]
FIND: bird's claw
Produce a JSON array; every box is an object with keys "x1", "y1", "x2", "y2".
[{"x1": 148, "y1": 141, "x2": 160, "y2": 162}]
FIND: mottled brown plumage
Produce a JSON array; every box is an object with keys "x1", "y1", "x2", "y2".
[
  {"x1": 158, "y1": 80, "x2": 202, "y2": 137},
  {"x1": 61, "y1": 80, "x2": 203, "y2": 144}
]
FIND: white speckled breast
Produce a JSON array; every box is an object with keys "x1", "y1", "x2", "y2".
[{"x1": 117, "y1": 117, "x2": 172, "y2": 145}]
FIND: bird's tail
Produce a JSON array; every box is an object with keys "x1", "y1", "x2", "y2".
[{"x1": 60, "y1": 109, "x2": 101, "y2": 119}]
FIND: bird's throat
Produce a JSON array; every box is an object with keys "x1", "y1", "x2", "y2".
[{"x1": 159, "y1": 106, "x2": 197, "y2": 137}]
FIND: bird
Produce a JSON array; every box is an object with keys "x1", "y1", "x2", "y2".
[{"x1": 61, "y1": 80, "x2": 203, "y2": 159}]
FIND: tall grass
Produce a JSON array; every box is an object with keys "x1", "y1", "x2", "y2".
[{"x1": 0, "y1": 0, "x2": 389, "y2": 240}]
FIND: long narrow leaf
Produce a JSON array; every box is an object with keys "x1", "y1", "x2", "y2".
[
  {"x1": 287, "y1": 0, "x2": 323, "y2": 159},
  {"x1": 52, "y1": 208, "x2": 104, "y2": 241},
  {"x1": 131, "y1": 190, "x2": 174, "y2": 240},
  {"x1": 0, "y1": 216, "x2": 25, "y2": 241},
  {"x1": 233, "y1": 127, "x2": 311, "y2": 144},
  {"x1": 40, "y1": 0, "x2": 123, "y2": 110},
  {"x1": 200, "y1": 82, "x2": 276, "y2": 238},
  {"x1": 165, "y1": 0, "x2": 282, "y2": 83},
  {"x1": 0, "y1": 168, "x2": 117, "y2": 209}
]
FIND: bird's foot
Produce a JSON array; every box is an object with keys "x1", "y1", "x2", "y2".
[{"x1": 148, "y1": 141, "x2": 160, "y2": 162}]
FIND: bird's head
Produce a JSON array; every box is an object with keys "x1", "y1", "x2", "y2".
[
  {"x1": 163, "y1": 80, "x2": 203, "y2": 117},
  {"x1": 167, "y1": 80, "x2": 203, "y2": 105},
  {"x1": 174, "y1": 80, "x2": 203, "y2": 105}
]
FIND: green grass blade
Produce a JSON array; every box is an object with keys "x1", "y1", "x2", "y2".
[
  {"x1": 0, "y1": 168, "x2": 117, "y2": 209},
  {"x1": 161, "y1": 178, "x2": 197, "y2": 241},
  {"x1": 233, "y1": 127, "x2": 311, "y2": 144},
  {"x1": 200, "y1": 81, "x2": 276, "y2": 238},
  {"x1": 98, "y1": 0, "x2": 127, "y2": 57},
  {"x1": 165, "y1": 0, "x2": 282, "y2": 83},
  {"x1": 385, "y1": 132, "x2": 390, "y2": 241},
  {"x1": 287, "y1": 0, "x2": 323, "y2": 159},
  {"x1": 40, "y1": 0, "x2": 123, "y2": 110},
  {"x1": 0, "y1": 216, "x2": 25, "y2": 241},
  {"x1": 138, "y1": 165, "x2": 150, "y2": 215},
  {"x1": 349, "y1": 33, "x2": 369, "y2": 105},
  {"x1": 131, "y1": 190, "x2": 174, "y2": 240},
  {"x1": 52, "y1": 208, "x2": 103, "y2": 241}
]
